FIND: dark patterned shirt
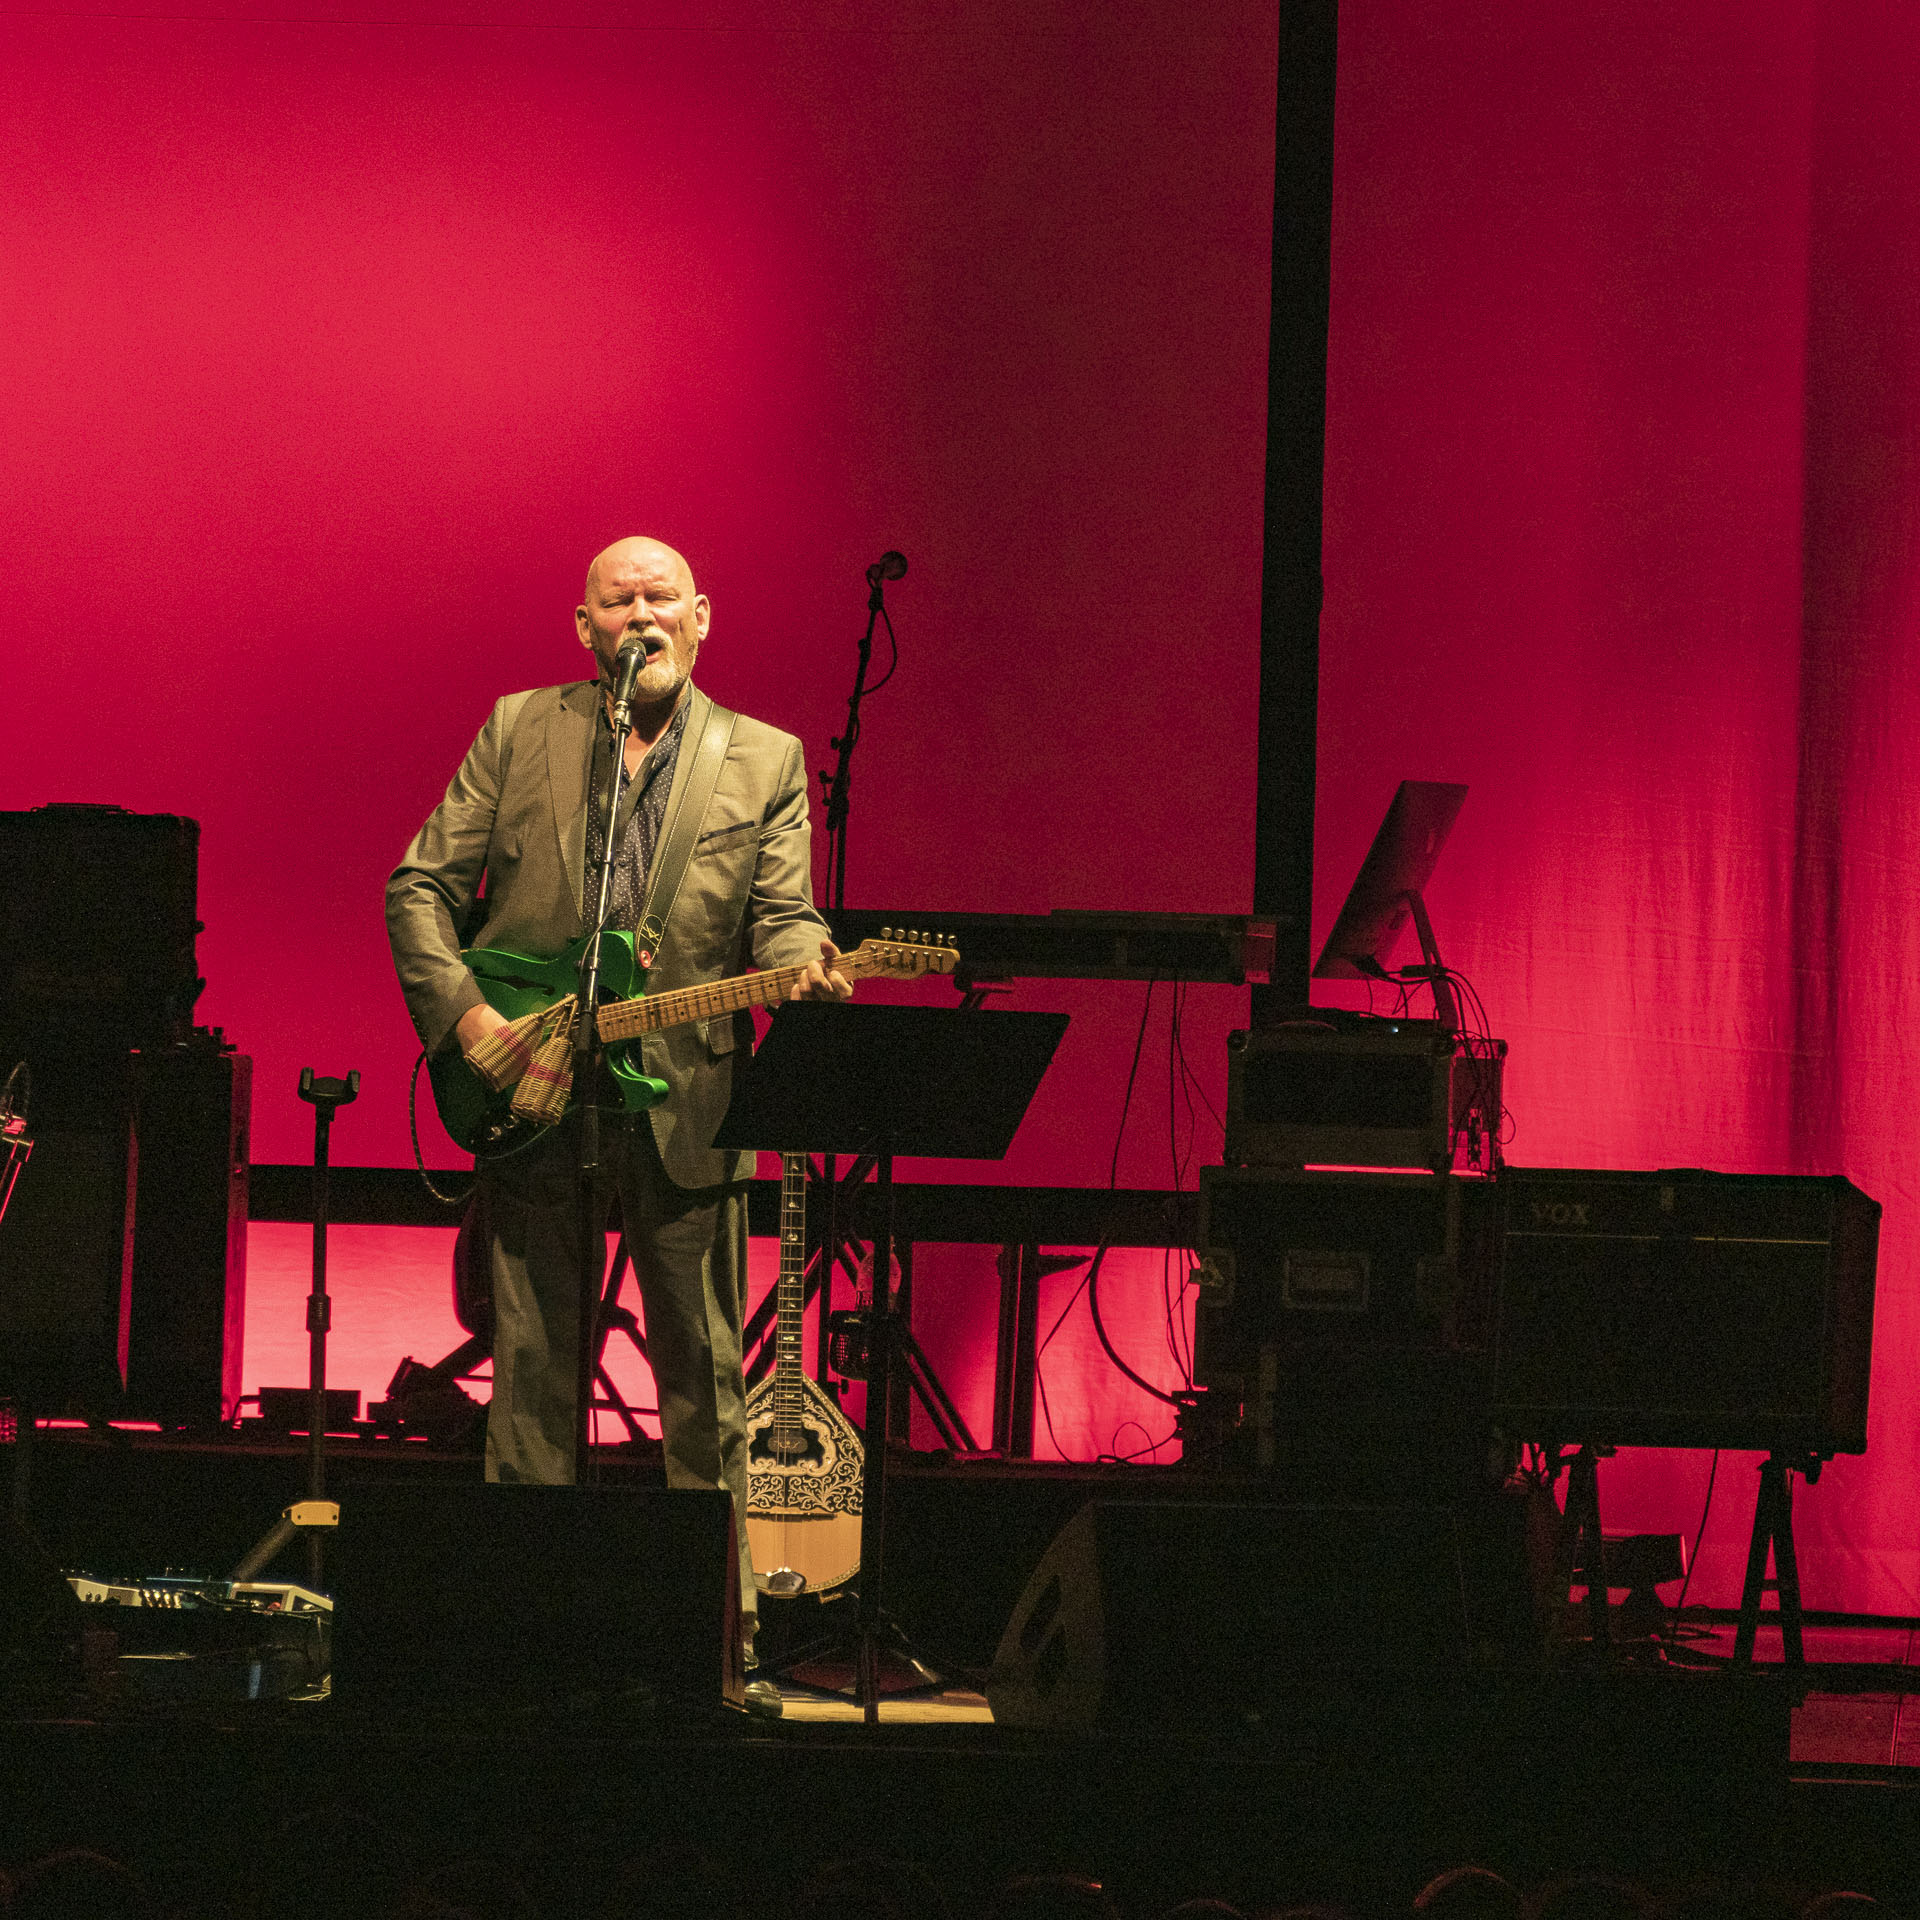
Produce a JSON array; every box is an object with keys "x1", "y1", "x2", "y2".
[{"x1": 582, "y1": 692, "x2": 690, "y2": 936}]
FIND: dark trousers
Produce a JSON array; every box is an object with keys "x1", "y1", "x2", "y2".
[{"x1": 479, "y1": 1113, "x2": 757, "y2": 1619}]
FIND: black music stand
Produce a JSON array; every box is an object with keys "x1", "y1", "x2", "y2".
[{"x1": 715, "y1": 1000, "x2": 1067, "y2": 1722}]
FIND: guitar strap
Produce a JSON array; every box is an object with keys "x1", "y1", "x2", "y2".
[{"x1": 631, "y1": 695, "x2": 738, "y2": 970}]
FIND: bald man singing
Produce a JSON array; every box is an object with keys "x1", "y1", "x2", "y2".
[{"x1": 386, "y1": 537, "x2": 850, "y2": 1673}]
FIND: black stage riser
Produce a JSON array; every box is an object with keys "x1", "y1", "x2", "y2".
[
  {"x1": 8, "y1": 1442, "x2": 1543, "y2": 1677},
  {"x1": 5, "y1": 1441, "x2": 1913, "y2": 1913},
  {"x1": 330, "y1": 1482, "x2": 740, "y2": 1710}
]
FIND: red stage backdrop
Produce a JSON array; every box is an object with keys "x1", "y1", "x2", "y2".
[
  {"x1": 1320, "y1": 0, "x2": 1920, "y2": 1612},
  {"x1": 4, "y1": 0, "x2": 1919, "y2": 1610}
]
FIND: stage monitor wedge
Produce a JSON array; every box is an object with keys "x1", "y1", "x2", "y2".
[{"x1": 988, "y1": 1497, "x2": 1469, "y2": 1735}]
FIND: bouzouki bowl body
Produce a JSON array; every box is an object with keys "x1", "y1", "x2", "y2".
[{"x1": 744, "y1": 1370, "x2": 865, "y2": 1599}]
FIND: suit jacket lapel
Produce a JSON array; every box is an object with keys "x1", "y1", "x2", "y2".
[
  {"x1": 547, "y1": 680, "x2": 598, "y2": 921},
  {"x1": 652, "y1": 684, "x2": 716, "y2": 892}
]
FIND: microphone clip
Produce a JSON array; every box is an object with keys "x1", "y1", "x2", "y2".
[{"x1": 609, "y1": 640, "x2": 648, "y2": 733}]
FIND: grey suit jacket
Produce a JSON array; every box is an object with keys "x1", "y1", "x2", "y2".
[{"x1": 385, "y1": 679, "x2": 829, "y2": 1188}]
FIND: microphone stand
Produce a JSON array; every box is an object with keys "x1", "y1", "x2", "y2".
[
  {"x1": 814, "y1": 558, "x2": 899, "y2": 1386},
  {"x1": 231, "y1": 1068, "x2": 357, "y2": 1590},
  {"x1": 571, "y1": 673, "x2": 637, "y2": 1484},
  {"x1": 817, "y1": 569, "x2": 891, "y2": 916}
]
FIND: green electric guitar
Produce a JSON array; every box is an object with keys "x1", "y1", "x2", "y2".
[{"x1": 427, "y1": 928, "x2": 959, "y2": 1155}]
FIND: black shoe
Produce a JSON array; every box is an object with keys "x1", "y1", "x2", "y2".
[{"x1": 743, "y1": 1678, "x2": 783, "y2": 1719}]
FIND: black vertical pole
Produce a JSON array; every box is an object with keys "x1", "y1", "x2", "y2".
[
  {"x1": 854, "y1": 1145, "x2": 896, "y2": 1722},
  {"x1": 1252, "y1": 0, "x2": 1339, "y2": 1019},
  {"x1": 306, "y1": 1102, "x2": 331, "y2": 1521},
  {"x1": 296, "y1": 1067, "x2": 356, "y2": 1591}
]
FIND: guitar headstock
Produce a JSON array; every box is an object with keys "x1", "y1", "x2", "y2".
[{"x1": 853, "y1": 929, "x2": 961, "y2": 978}]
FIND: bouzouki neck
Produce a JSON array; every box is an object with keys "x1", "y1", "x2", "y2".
[{"x1": 772, "y1": 1154, "x2": 808, "y2": 1442}]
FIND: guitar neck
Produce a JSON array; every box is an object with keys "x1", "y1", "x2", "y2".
[
  {"x1": 774, "y1": 1155, "x2": 807, "y2": 1397},
  {"x1": 596, "y1": 949, "x2": 868, "y2": 1044}
]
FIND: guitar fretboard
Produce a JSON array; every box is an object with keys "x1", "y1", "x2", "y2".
[
  {"x1": 594, "y1": 937, "x2": 938, "y2": 1045},
  {"x1": 596, "y1": 962, "x2": 822, "y2": 1043},
  {"x1": 772, "y1": 1154, "x2": 808, "y2": 1444}
]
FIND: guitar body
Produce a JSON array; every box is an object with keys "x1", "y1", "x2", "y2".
[
  {"x1": 744, "y1": 1367, "x2": 864, "y2": 1599},
  {"x1": 426, "y1": 932, "x2": 669, "y2": 1153}
]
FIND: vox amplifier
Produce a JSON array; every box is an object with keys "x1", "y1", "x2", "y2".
[{"x1": 1491, "y1": 1168, "x2": 1879, "y2": 1452}]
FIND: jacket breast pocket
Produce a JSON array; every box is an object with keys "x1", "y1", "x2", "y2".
[{"x1": 677, "y1": 829, "x2": 758, "y2": 964}]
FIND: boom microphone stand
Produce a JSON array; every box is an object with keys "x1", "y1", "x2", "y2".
[
  {"x1": 570, "y1": 642, "x2": 646, "y2": 1483},
  {"x1": 814, "y1": 550, "x2": 905, "y2": 1386},
  {"x1": 818, "y1": 549, "x2": 905, "y2": 917}
]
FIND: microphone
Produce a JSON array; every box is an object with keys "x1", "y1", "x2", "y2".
[
  {"x1": 609, "y1": 639, "x2": 648, "y2": 730},
  {"x1": 865, "y1": 550, "x2": 908, "y2": 588}
]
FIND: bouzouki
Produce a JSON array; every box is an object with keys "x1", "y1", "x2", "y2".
[
  {"x1": 428, "y1": 929, "x2": 958, "y2": 1155},
  {"x1": 743, "y1": 1153, "x2": 865, "y2": 1598}
]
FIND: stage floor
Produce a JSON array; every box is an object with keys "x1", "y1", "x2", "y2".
[
  {"x1": 767, "y1": 1624, "x2": 1920, "y2": 1769},
  {"x1": 9, "y1": 1427, "x2": 1920, "y2": 1911}
]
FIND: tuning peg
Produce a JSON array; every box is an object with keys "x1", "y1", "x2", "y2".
[{"x1": 881, "y1": 926, "x2": 893, "y2": 941}]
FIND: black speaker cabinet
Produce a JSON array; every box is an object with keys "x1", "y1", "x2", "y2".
[
  {"x1": 1492, "y1": 1168, "x2": 1880, "y2": 1452},
  {"x1": 988, "y1": 1498, "x2": 1468, "y2": 1734},
  {"x1": 330, "y1": 1483, "x2": 742, "y2": 1710},
  {"x1": 126, "y1": 1044, "x2": 251, "y2": 1429},
  {"x1": 0, "y1": 803, "x2": 202, "y2": 1050},
  {"x1": 0, "y1": 1119, "x2": 137, "y2": 1411}
]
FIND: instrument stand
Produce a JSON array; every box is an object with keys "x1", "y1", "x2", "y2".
[
  {"x1": 714, "y1": 1001, "x2": 1066, "y2": 1722},
  {"x1": 1734, "y1": 1450, "x2": 1820, "y2": 1668},
  {"x1": 412, "y1": 1209, "x2": 654, "y2": 1446},
  {"x1": 743, "y1": 1157, "x2": 981, "y2": 1453},
  {"x1": 233, "y1": 1069, "x2": 358, "y2": 1589},
  {"x1": 992, "y1": 1244, "x2": 1085, "y2": 1457},
  {"x1": 1552, "y1": 1442, "x2": 1613, "y2": 1658}
]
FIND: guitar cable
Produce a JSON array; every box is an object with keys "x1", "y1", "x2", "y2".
[
  {"x1": 406, "y1": 1048, "x2": 579, "y2": 1205},
  {"x1": 408, "y1": 1050, "x2": 476, "y2": 1207}
]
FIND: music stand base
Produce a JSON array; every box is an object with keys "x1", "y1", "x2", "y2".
[{"x1": 765, "y1": 1601, "x2": 944, "y2": 1706}]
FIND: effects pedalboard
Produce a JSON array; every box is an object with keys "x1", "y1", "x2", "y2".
[{"x1": 65, "y1": 1573, "x2": 332, "y2": 1702}]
